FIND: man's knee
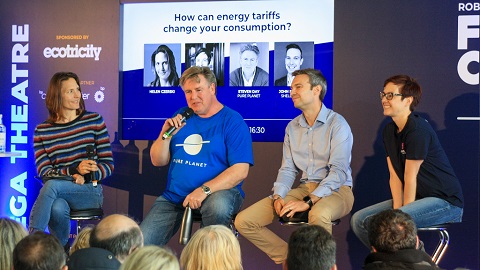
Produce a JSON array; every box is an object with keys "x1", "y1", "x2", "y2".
[
  {"x1": 308, "y1": 211, "x2": 333, "y2": 233},
  {"x1": 308, "y1": 209, "x2": 332, "y2": 225},
  {"x1": 203, "y1": 189, "x2": 241, "y2": 214},
  {"x1": 234, "y1": 199, "x2": 271, "y2": 231},
  {"x1": 203, "y1": 198, "x2": 233, "y2": 216},
  {"x1": 234, "y1": 210, "x2": 250, "y2": 230}
]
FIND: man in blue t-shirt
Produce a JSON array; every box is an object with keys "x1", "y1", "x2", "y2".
[{"x1": 140, "y1": 66, "x2": 254, "y2": 246}]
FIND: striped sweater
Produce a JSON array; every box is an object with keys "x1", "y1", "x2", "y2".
[{"x1": 34, "y1": 111, "x2": 114, "y2": 182}]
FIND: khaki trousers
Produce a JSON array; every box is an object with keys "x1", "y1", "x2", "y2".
[{"x1": 235, "y1": 184, "x2": 354, "y2": 264}]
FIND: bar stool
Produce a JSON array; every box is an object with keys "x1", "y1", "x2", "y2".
[
  {"x1": 179, "y1": 205, "x2": 238, "y2": 245},
  {"x1": 417, "y1": 224, "x2": 450, "y2": 265},
  {"x1": 279, "y1": 210, "x2": 341, "y2": 226},
  {"x1": 70, "y1": 208, "x2": 104, "y2": 237}
]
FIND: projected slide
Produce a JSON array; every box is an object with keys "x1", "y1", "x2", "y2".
[{"x1": 121, "y1": 0, "x2": 334, "y2": 142}]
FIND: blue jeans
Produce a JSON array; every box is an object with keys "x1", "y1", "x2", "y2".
[
  {"x1": 29, "y1": 180, "x2": 103, "y2": 245},
  {"x1": 140, "y1": 187, "x2": 243, "y2": 246},
  {"x1": 351, "y1": 197, "x2": 463, "y2": 248}
]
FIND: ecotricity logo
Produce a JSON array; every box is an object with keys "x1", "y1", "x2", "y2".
[
  {"x1": 38, "y1": 86, "x2": 106, "y2": 103},
  {"x1": 43, "y1": 44, "x2": 102, "y2": 61}
]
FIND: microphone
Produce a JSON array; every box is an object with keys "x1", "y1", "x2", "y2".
[
  {"x1": 86, "y1": 145, "x2": 97, "y2": 187},
  {"x1": 162, "y1": 108, "x2": 194, "y2": 140}
]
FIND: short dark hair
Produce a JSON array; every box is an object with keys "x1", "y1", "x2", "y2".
[
  {"x1": 195, "y1": 47, "x2": 211, "y2": 63},
  {"x1": 287, "y1": 225, "x2": 336, "y2": 270},
  {"x1": 383, "y1": 75, "x2": 422, "y2": 111},
  {"x1": 292, "y1": 68, "x2": 327, "y2": 101},
  {"x1": 286, "y1": 43, "x2": 303, "y2": 57},
  {"x1": 90, "y1": 225, "x2": 143, "y2": 262},
  {"x1": 368, "y1": 209, "x2": 417, "y2": 253},
  {"x1": 13, "y1": 231, "x2": 66, "y2": 270}
]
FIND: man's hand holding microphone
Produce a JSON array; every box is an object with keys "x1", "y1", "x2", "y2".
[{"x1": 162, "y1": 108, "x2": 194, "y2": 140}]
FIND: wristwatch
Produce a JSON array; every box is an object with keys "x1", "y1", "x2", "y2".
[
  {"x1": 201, "y1": 185, "x2": 211, "y2": 196},
  {"x1": 303, "y1": 196, "x2": 314, "y2": 209}
]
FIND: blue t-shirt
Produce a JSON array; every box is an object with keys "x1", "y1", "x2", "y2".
[{"x1": 163, "y1": 106, "x2": 254, "y2": 204}]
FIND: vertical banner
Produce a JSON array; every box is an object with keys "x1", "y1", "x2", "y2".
[{"x1": 0, "y1": 0, "x2": 119, "y2": 225}]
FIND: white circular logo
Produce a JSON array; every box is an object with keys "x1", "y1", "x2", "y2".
[
  {"x1": 94, "y1": 90, "x2": 105, "y2": 103},
  {"x1": 178, "y1": 134, "x2": 210, "y2": 155}
]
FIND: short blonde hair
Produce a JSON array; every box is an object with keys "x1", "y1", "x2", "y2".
[
  {"x1": 70, "y1": 226, "x2": 93, "y2": 255},
  {"x1": 180, "y1": 225, "x2": 242, "y2": 270},
  {"x1": 0, "y1": 217, "x2": 28, "y2": 270},
  {"x1": 120, "y1": 246, "x2": 179, "y2": 270}
]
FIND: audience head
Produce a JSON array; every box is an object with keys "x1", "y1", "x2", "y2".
[
  {"x1": 292, "y1": 68, "x2": 328, "y2": 101},
  {"x1": 67, "y1": 247, "x2": 121, "y2": 270},
  {"x1": 120, "y1": 246, "x2": 180, "y2": 270},
  {"x1": 285, "y1": 225, "x2": 337, "y2": 270},
  {"x1": 383, "y1": 74, "x2": 422, "y2": 111},
  {"x1": 46, "y1": 71, "x2": 85, "y2": 123},
  {"x1": 180, "y1": 225, "x2": 242, "y2": 270},
  {"x1": 194, "y1": 48, "x2": 211, "y2": 68},
  {"x1": 368, "y1": 209, "x2": 418, "y2": 253},
  {"x1": 150, "y1": 44, "x2": 179, "y2": 86},
  {"x1": 13, "y1": 231, "x2": 67, "y2": 270},
  {"x1": 284, "y1": 43, "x2": 303, "y2": 75},
  {"x1": 69, "y1": 225, "x2": 93, "y2": 256},
  {"x1": 0, "y1": 217, "x2": 28, "y2": 270},
  {"x1": 89, "y1": 214, "x2": 144, "y2": 263}
]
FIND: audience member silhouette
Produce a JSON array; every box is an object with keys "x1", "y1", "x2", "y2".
[
  {"x1": 120, "y1": 245, "x2": 180, "y2": 270},
  {"x1": 0, "y1": 217, "x2": 28, "y2": 270},
  {"x1": 284, "y1": 225, "x2": 337, "y2": 270},
  {"x1": 13, "y1": 231, "x2": 67, "y2": 270},
  {"x1": 180, "y1": 225, "x2": 243, "y2": 270},
  {"x1": 69, "y1": 225, "x2": 93, "y2": 256},
  {"x1": 90, "y1": 214, "x2": 143, "y2": 262},
  {"x1": 67, "y1": 214, "x2": 143, "y2": 270},
  {"x1": 364, "y1": 209, "x2": 439, "y2": 269}
]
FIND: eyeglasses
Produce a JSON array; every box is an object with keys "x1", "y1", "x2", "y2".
[{"x1": 380, "y1": 92, "x2": 403, "y2": 100}]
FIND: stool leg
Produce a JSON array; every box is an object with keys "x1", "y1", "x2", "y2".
[
  {"x1": 432, "y1": 229, "x2": 449, "y2": 265},
  {"x1": 230, "y1": 218, "x2": 239, "y2": 238},
  {"x1": 76, "y1": 220, "x2": 82, "y2": 238}
]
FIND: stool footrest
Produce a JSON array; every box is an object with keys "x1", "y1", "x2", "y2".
[
  {"x1": 69, "y1": 208, "x2": 104, "y2": 241},
  {"x1": 418, "y1": 224, "x2": 451, "y2": 265},
  {"x1": 70, "y1": 208, "x2": 104, "y2": 218}
]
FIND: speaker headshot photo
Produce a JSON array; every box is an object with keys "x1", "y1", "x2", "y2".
[
  {"x1": 229, "y1": 42, "x2": 269, "y2": 87},
  {"x1": 185, "y1": 43, "x2": 225, "y2": 86},
  {"x1": 274, "y1": 42, "x2": 314, "y2": 87},
  {"x1": 144, "y1": 43, "x2": 181, "y2": 87}
]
